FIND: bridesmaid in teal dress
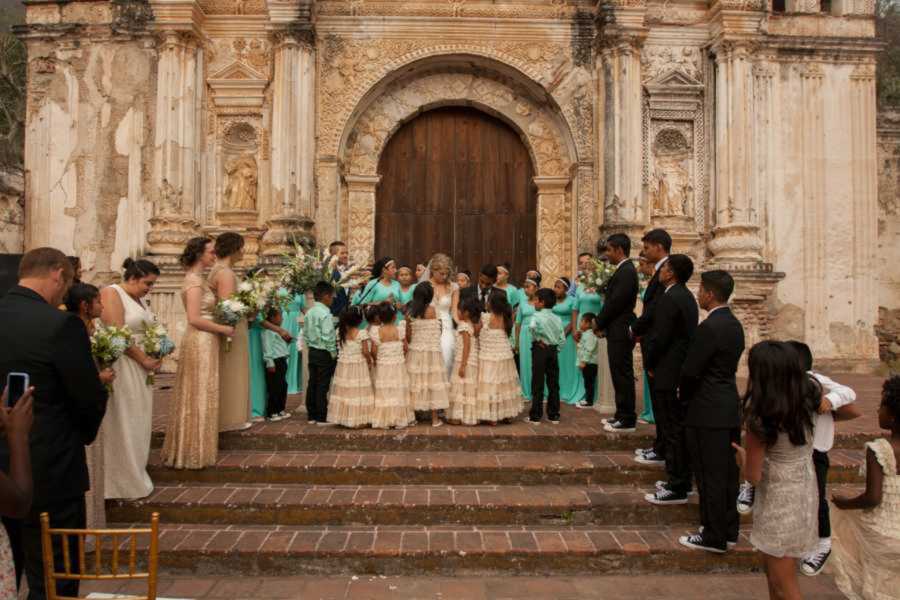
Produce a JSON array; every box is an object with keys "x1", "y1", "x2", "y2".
[
  {"x1": 282, "y1": 292, "x2": 306, "y2": 395},
  {"x1": 515, "y1": 274, "x2": 541, "y2": 401},
  {"x1": 496, "y1": 263, "x2": 520, "y2": 309},
  {"x1": 572, "y1": 282, "x2": 604, "y2": 406},
  {"x1": 636, "y1": 258, "x2": 655, "y2": 423},
  {"x1": 553, "y1": 277, "x2": 585, "y2": 405},
  {"x1": 352, "y1": 257, "x2": 401, "y2": 324},
  {"x1": 248, "y1": 312, "x2": 267, "y2": 420},
  {"x1": 396, "y1": 265, "x2": 417, "y2": 314}
]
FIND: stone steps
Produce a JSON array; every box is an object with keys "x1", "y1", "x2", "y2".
[
  {"x1": 115, "y1": 522, "x2": 766, "y2": 576},
  {"x1": 145, "y1": 449, "x2": 865, "y2": 487}
]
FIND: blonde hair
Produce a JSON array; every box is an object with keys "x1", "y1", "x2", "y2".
[{"x1": 428, "y1": 253, "x2": 454, "y2": 277}]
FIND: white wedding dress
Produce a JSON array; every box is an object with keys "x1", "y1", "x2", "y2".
[{"x1": 432, "y1": 285, "x2": 457, "y2": 378}]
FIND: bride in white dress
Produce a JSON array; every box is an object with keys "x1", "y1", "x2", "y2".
[{"x1": 421, "y1": 253, "x2": 460, "y2": 378}]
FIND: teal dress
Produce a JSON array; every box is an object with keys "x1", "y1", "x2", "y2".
[
  {"x1": 500, "y1": 285, "x2": 519, "y2": 308},
  {"x1": 283, "y1": 293, "x2": 305, "y2": 395},
  {"x1": 637, "y1": 287, "x2": 655, "y2": 423},
  {"x1": 516, "y1": 300, "x2": 537, "y2": 401},
  {"x1": 552, "y1": 296, "x2": 585, "y2": 404},
  {"x1": 573, "y1": 286, "x2": 605, "y2": 404},
  {"x1": 248, "y1": 313, "x2": 267, "y2": 418},
  {"x1": 353, "y1": 279, "x2": 402, "y2": 325},
  {"x1": 396, "y1": 284, "x2": 417, "y2": 317}
]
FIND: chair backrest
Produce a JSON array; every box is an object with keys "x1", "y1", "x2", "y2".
[{"x1": 40, "y1": 512, "x2": 160, "y2": 600}]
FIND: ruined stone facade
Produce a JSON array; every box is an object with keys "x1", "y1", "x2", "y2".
[{"x1": 17, "y1": 0, "x2": 888, "y2": 369}]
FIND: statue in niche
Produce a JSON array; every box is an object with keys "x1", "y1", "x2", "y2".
[
  {"x1": 650, "y1": 129, "x2": 693, "y2": 218},
  {"x1": 223, "y1": 155, "x2": 258, "y2": 211},
  {"x1": 156, "y1": 178, "x2": 183, "y2": 216}
]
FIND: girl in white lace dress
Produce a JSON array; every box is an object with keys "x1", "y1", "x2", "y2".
[
  {"x1": 448, "y1": 296, "x2": 482, "y2": 426},
  {"x1": 405, "y1": 282, "x2": 450, "y2": 426},
  {"x1": 828, "y1": 375, "x2": 900, "y2": 600},
  {"x1": 734, "y1": 341, "x2": 820, "y2": 600},
  {"x1": 371, "y1": 303, "x2": 414, "y2": 429},
  {"x1": 327, "y1": 307, "x2": 374, "y2": 428},
  {"x1": 475, "y1": 291, "x2": 522, "y2": 424}
]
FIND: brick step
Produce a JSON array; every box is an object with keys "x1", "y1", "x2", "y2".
[
  {"x1": 150, "y1": 414, "x2": 871, "y2": 453},
  {"x1": 119, "y1": 522, "x2": 765, "y2": 576},
  {"x1": 108, "y1": 483, "x2": 711, "y2": 527},
  {"x1": 145, "y1": 449, "x2": 865, "y2": 487}
]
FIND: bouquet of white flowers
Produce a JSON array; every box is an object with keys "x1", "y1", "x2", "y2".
[
  {"x1": 141, "y1": 320, "x2": 176, "y2": 385},
  {"x1": 213, "y1": 298, "x2": 248, "y2": 351},
  {"x1": 90, "y1": 324, "x2": 133, "y2": 392},
  {"x1": 577, "y1": 258, "x2": 618, "y2": 296},
  {"x1": 278, "y1": 243, "x2": 337, "y2": 296}
]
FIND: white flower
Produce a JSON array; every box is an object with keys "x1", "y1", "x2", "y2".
[{"x1": 238, "y1": 281, "x2": 253, "y2": 292}]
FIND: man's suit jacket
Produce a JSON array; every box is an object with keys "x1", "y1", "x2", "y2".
[
  {"x1": 643, "y1": 283, "x2": 699, "y2": 391},
  {"x1": 680, "y1": 306, "x2": 745, "y2": 429},
  {"x1": 593, "y1": 260, "x2": 638, "y2": 343},
  {"x1": 330, "y1": 267, "x2": 350, "y2": 316},
  {"x1": 0, "y1": 286, "x2": 108, "y2": 508},
  {"x1": 631, "y1": 257, "x2": 666, "y2": 340},
  {"x1": 459, "y1": 284, "x2": 502, "y2": 311}
]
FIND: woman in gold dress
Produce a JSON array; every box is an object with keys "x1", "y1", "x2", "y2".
[{"x1": 163, "y1": 237, "x2": 234, "y2": 469}]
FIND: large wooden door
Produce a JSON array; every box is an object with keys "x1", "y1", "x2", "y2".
[{"x1": 375, "y1": 106, "x2": 536, "y2": 279}]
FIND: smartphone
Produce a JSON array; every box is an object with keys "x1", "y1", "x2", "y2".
[{"x1": 5, "y1": 373, "x2": 29, "y2": 408}]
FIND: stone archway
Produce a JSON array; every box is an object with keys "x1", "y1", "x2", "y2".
[{"x1": 334, "y1": 57, "x2": 579, "y2": 281}]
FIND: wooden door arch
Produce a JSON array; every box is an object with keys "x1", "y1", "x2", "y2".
[{"x1": 375, "y1": 106, "x2": 537, "y2": 281}]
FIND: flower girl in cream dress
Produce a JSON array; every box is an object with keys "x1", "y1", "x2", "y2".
[
  {"x1": 327, "y1": 307, "x2": 374, "y2": 428},
  {"x1": 475, "y1": 291, "x2": 522, "y2": 424},
  {"x1": 405, "y1": 282, "x2": 450, "y2": 427},
  {"x1": 448, "y1": 296, "x2": 482, "y2": 426},
  {"x1": 370, "y1": 302, "x2": 414, "y2": 429}
]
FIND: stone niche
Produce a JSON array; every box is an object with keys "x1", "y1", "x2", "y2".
[{"x1": 218, "y1": 122, "x2": 261, "y2": 223}]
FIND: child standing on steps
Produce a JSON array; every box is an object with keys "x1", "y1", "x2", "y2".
[
  {"x1": 262, "y1": 308, "x2": 291, "y2": 422},
  {"x1": 525, "y1": 288, "x2": 565, "y2": 425},
  {"x1": 475, "y1": 290, "x2": 522, "y2": 425},
  {"x1": 303, "y1": 281, "x2": 338, "y2": 425},
  {"x1": 327, "y1": 306, "x2": 375, "y2": 428},
  {"x1": 576, "y1": 313, "x2": 599, "y2": 409},
  {"x1": 405, "y1": 282, "x2": 450, "y2": 427},
  {"x1": 371, "y1": 302, "x2": 414, "y2": 429},
  {"x1": 449, "y1": 296, "x2": 482, "y2": 425}
]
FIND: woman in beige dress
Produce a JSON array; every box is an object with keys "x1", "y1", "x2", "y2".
[
  {"x1": 99, "y1": 259, "x2": 161, "y2": 500},
  {"x1": 163, "y1": 237, "x2": 234, "y2": 469},
  {"x1": 208, "y1": 232, "x2": 252, "y2": 432}
]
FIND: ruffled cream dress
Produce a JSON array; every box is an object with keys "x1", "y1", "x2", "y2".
[
  {"x1": 327, "y1": 330, "x2": 375, "y2": 428},
  {"x1": 448, "y1": 321, "x2": 479, "y2": 425},
  {"x1": 475, "y1": 314, "x2": 522, "y2": 422},
  {"x1": 371, "y1": 323, "x2": 415, "y2": 429},
  {"x1": 828, "y1": 438, "x2": 900, "y2": 600},
  {"x1": 407, "y1": 317, "x2": 450, "y2": 412}
]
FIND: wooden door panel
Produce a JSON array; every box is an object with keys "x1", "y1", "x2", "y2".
[{"x1": 376, "y1": 106, "x2": 536, "y2": 278}]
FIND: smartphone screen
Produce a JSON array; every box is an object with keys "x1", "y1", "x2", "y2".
[{"x1": 6, "y1": 373, "x2": 27, "y2": 408}]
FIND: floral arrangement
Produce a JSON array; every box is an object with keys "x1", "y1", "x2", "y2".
[
  {"x1": 141, "y1": 320, "x2": 176, "y2": 385},
  {"x1": 90, "y1": 324, "x2": 133, "y2": 391},
  {"x1": 577, "y1": 258, "x2": 618, "y2": 296},
  {"x1": 213, "y1": 298, "x2": 248, "y2": 351},
  {"x1": 278, "y1": 242, "x2": 368, "y2": 295}
]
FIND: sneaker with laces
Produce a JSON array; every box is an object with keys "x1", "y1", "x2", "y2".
[
  {"x1": 522, "y1": 417, "x2": 541, "y2": 425},
  {"x1": 634, "y1": 449, "x2": 665, "y2": 465},
  {"x1": 644, "y1": 488, "x2": 689, "y2": 505},
  {"x1": 737, "y1": 481, "x2": 755, "y2": 515},
  {"x1": 634, "y1": 447, "x2": 654, "y2": 457},
  {"x1": 801, "y1": 546, "x2": 832, "y2": 576},
  {"x1": 601, "y1": 418, "x2": 616, "y2": 425},
  {"x1": 699, "y1": 526, "x2": 737, "y2": 549},
  {"x1": 654, "y1": 480, "x2": 697, "y2": 496},
  {"x1": 604, "y1": 421, "x2": 636, "y2": 433},
  {"x1": 678, "y1": 533, "x2": 726, "y2": 554}
]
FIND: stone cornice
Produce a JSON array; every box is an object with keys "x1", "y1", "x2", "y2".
[{"x1": 149, "y1": 0, "x2": 206, "y2": 37}]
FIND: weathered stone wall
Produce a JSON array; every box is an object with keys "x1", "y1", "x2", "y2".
[
  {"x1": 0, "y1": 169, "x2": 24, "y2": 254},
  {"x1": 876, "y1": 107, "x2": 900, "y2": 369},
  {"x1": 21, "y1": 0, "x2": 156, "y2": 284}
]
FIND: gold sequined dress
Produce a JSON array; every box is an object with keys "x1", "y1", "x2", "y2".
[
  {"x1": 208, "y1": 263, "x2": 251, "y2": 432},
  {"x1": 162, "y1": 272, "x2": 221, "y2": 469}
]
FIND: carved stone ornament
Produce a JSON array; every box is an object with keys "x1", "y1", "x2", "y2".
[
  {"x1": 650, "y1": 129, "x2": 693, "y2": 218},
  {"x1": 223, "y1": 155, "x2": 259, "y2": 212},
  {"x1": 111, "y1": 0, "x2": 153, "y2": 33},
  {"x1": 156, "y1": 178, "x2": 183, "y2": 216}
]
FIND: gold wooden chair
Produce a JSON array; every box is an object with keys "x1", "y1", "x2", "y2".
[{"x1": 40, "y1": 512, "x2": 160, "y2": 600}]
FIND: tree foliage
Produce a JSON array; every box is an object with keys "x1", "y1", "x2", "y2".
[
  {"x1": 0, "y1": 1, "x2": 23, "y2": 172},
  {"x1": 879, "y1": 0, "x2": 900, "y2": 106}
]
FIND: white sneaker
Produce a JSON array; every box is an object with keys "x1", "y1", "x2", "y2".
[
  {"x1": 251, "y1": 416, "x2": 266, "y2": 423},
  {"x1": 278, "y1": 411, "x2": 293, "y2": 419},
  {"x1": 801, "y1": 542, "x2": 832, "y2": 576},
  {"x1": 522, "y1": 417, "x2": 541, "y2": 425},
  {"x1": 737, "y1": 481, "x2": 755, "y2": 515},
  {"x1": 268, "y1": 413, "x2": 287, "y2": 422}
]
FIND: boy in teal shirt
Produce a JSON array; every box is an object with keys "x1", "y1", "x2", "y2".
[
  {"x1": 303, "y1": 281, "x2": 337, "y2": 425},
  {"x1": 525, "y1": 288, "x2": 566, "y2": 424},
  {"x1": 576, "y1": 312, "x2": 599, "y2": 408},
  {"x1": 262, "y1": 308, "x2": 291, "y2": 421}
]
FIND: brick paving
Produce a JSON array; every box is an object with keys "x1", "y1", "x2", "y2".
[{"x1": 80, "y1": 574, "x2": 846, "y2": 599}]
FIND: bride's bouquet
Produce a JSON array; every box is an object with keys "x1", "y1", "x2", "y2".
[
  {"x1": 141, "y1": 320, "x2": 176, "y2": 385},
  {"x1": 577, "y1": 258, "x2": 618, "y2": 296},
  {"x1": 213, "y1": 298, "x2": 248, "y2": 352},
  {"x1": 90, "y1": 324, "x2": 134, "y2": 392}
]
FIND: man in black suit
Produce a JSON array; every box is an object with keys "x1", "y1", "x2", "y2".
[
  {"x1": 631, "y1": 229, "x2": 671, "y2": 464},
  {"x1": 677, "y1": 270, "x2": 745, "y2": 554},
  {"x1": 0, "y1": 248, "x2": 108, "y2": 598},
  {"x1": 593, "y1": 233, "x2": 639, "y2": 432},
  {"x1": 459, "y1": 264, "x2": 501, "y2": 311},
  {"x1": 328, "y1": 241, "x2": 351, "y2": 317},
  {"x1": 641, "y1": 254, "x2": 699, "y2": 505}
]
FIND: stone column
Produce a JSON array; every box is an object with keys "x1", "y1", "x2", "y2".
[
  {"x1": 534, "y1": 176, "x2": 574, "y2": 282},
  {"x1": 344, "y1": 175, "x2": 380, "y2": 266},
  {"x1": 261, "y1": 25, "x2": 317, "y2": 258},
  {"x1": 707, "y1": 42, "x2": 764, "y2": 267},
  {"x1": 597, "y1": 34, "x2": 647, "y2": 242},
  {"x1": 146, "y1": 31, "x2": 202, "y2": 257}
]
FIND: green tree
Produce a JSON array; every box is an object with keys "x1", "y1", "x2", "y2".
[
  {"x1": 878, "y1": 0, "x2": 900, "y2": 106},
  {"x1": 0, "y1": 31, "x2": 24, "y2": 172}
]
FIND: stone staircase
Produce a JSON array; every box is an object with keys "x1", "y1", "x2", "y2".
[{"x1": 112, "y1": 403, "x2": 866, "y2": 577}]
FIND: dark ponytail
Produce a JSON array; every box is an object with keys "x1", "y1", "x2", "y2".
[
  {"x1": 487, "y1": 290, "x2": 513, "y2": 336},
  {"x1": 406, "y1": 281, "x2": 434, "y2": 319},
  {"x1": 122, "y1": 258, "x2": 160, "y2": 281},
  {"x1": 338, "y1": 306, "x2": 364, "y2": 347},
  {"x1": 180, "y1": 237, "x2": 212, "y2": 268}
]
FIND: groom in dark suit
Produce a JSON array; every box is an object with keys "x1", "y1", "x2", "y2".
[
  {"x1": 678, "y1": 269, "x2": 746, "y2": 554},
  {"x1": 0, "y1": 248, "x2": 108, "y2": 598},
  {"x1": 593, "y1": 233, "x2": 639, "y2": 432},
  {"x1": 459, "y1": 264, "x2": 501, "y2": 311},
  {"x1": 642, "y1": 254, "x2": 699, "y2": 505}
]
